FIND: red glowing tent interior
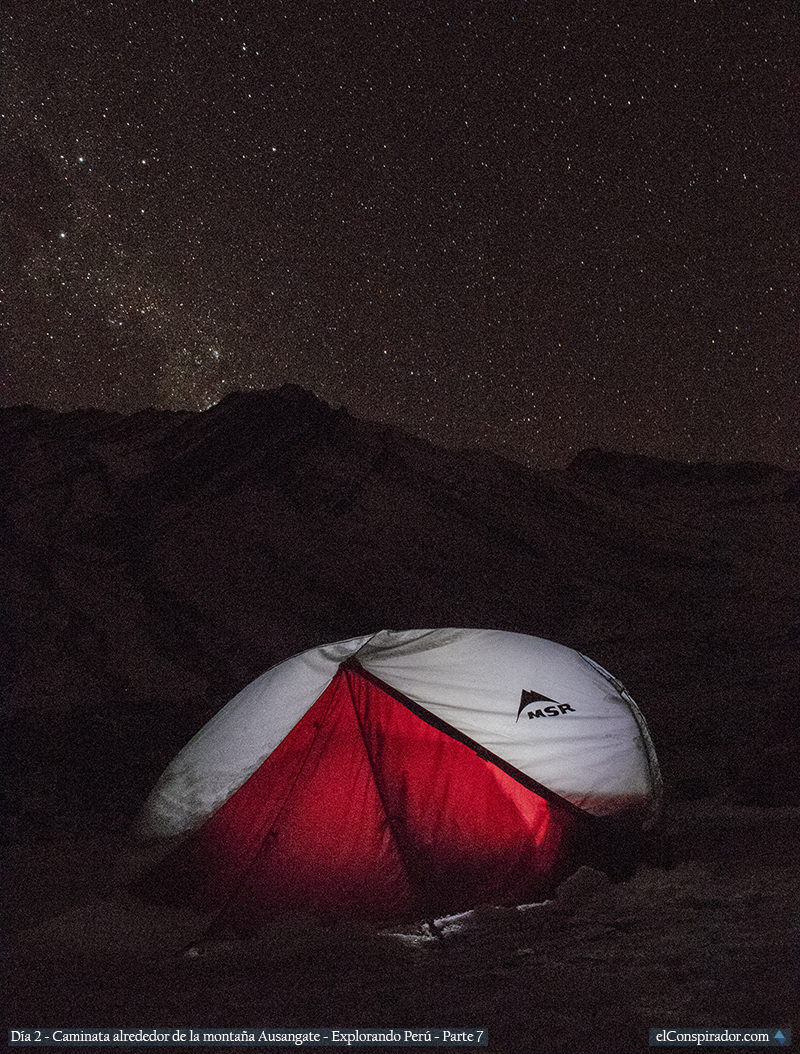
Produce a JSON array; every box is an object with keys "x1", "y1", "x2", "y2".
[{"x1": 132, "y1": 629, "x2": 661, "y2": 928}]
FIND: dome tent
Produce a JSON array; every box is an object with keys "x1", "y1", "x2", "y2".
[{"x1": 133, "y1": 628, "x2": 661, "y2": 931}]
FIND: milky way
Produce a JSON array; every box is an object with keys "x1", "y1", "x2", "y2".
[{"x1": 3, "y1": 0, "x2": 797, "y2": 468}]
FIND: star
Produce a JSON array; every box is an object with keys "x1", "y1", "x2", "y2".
[{"x1": 3, "y1": 1, "x2": 796, "y2": 470}]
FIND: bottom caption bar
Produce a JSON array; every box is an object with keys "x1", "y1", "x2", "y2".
[{"x1": 9, "y1": 1030, "x2": 488, "y2": 1047}]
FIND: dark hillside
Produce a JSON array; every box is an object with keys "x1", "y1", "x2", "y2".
[{"x1": 3, "y1": 386, "x2": 798, "y2": 840}]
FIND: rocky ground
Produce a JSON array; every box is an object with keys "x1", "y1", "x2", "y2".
[{"x1": 4, "y1": 797, "x2": 798, "y2": 1053}]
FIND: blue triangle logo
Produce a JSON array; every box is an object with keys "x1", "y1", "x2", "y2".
[{"x1": 774, "y1": 1030, "x2": 786, "y2": 1046}]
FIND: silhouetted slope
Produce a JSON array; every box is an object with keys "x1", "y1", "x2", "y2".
[{"x1": 2, "y1": 386, "x2": 798, "y2": 837}]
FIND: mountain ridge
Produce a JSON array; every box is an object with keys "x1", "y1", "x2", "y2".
[{"x1": 3, "y1": 385, "x2": 798, "y2": 839}]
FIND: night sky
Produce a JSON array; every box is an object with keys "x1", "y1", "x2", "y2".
[{"x1": 3, "y1": 0, "x2": 798, "y2": 469}]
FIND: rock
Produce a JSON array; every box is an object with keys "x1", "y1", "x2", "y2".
[{"x1": 555, "y1": 866, "x2": 610, "y2": 907}]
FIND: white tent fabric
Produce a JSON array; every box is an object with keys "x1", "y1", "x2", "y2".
[{"x1": 137, "y1": 628, "x2": 661, "y2": 842}]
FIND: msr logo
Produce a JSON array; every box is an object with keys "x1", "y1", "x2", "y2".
[{"x1": 517, "y1": 689, "x2": 576, "y2": 722}]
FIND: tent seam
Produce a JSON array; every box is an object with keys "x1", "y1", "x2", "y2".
[
  {"x1": 346, "y1": 658, "x2": 604, "y2": 828},
  {"x1": 341, "y1": 664, "x2": 424, "y2": 908}
]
